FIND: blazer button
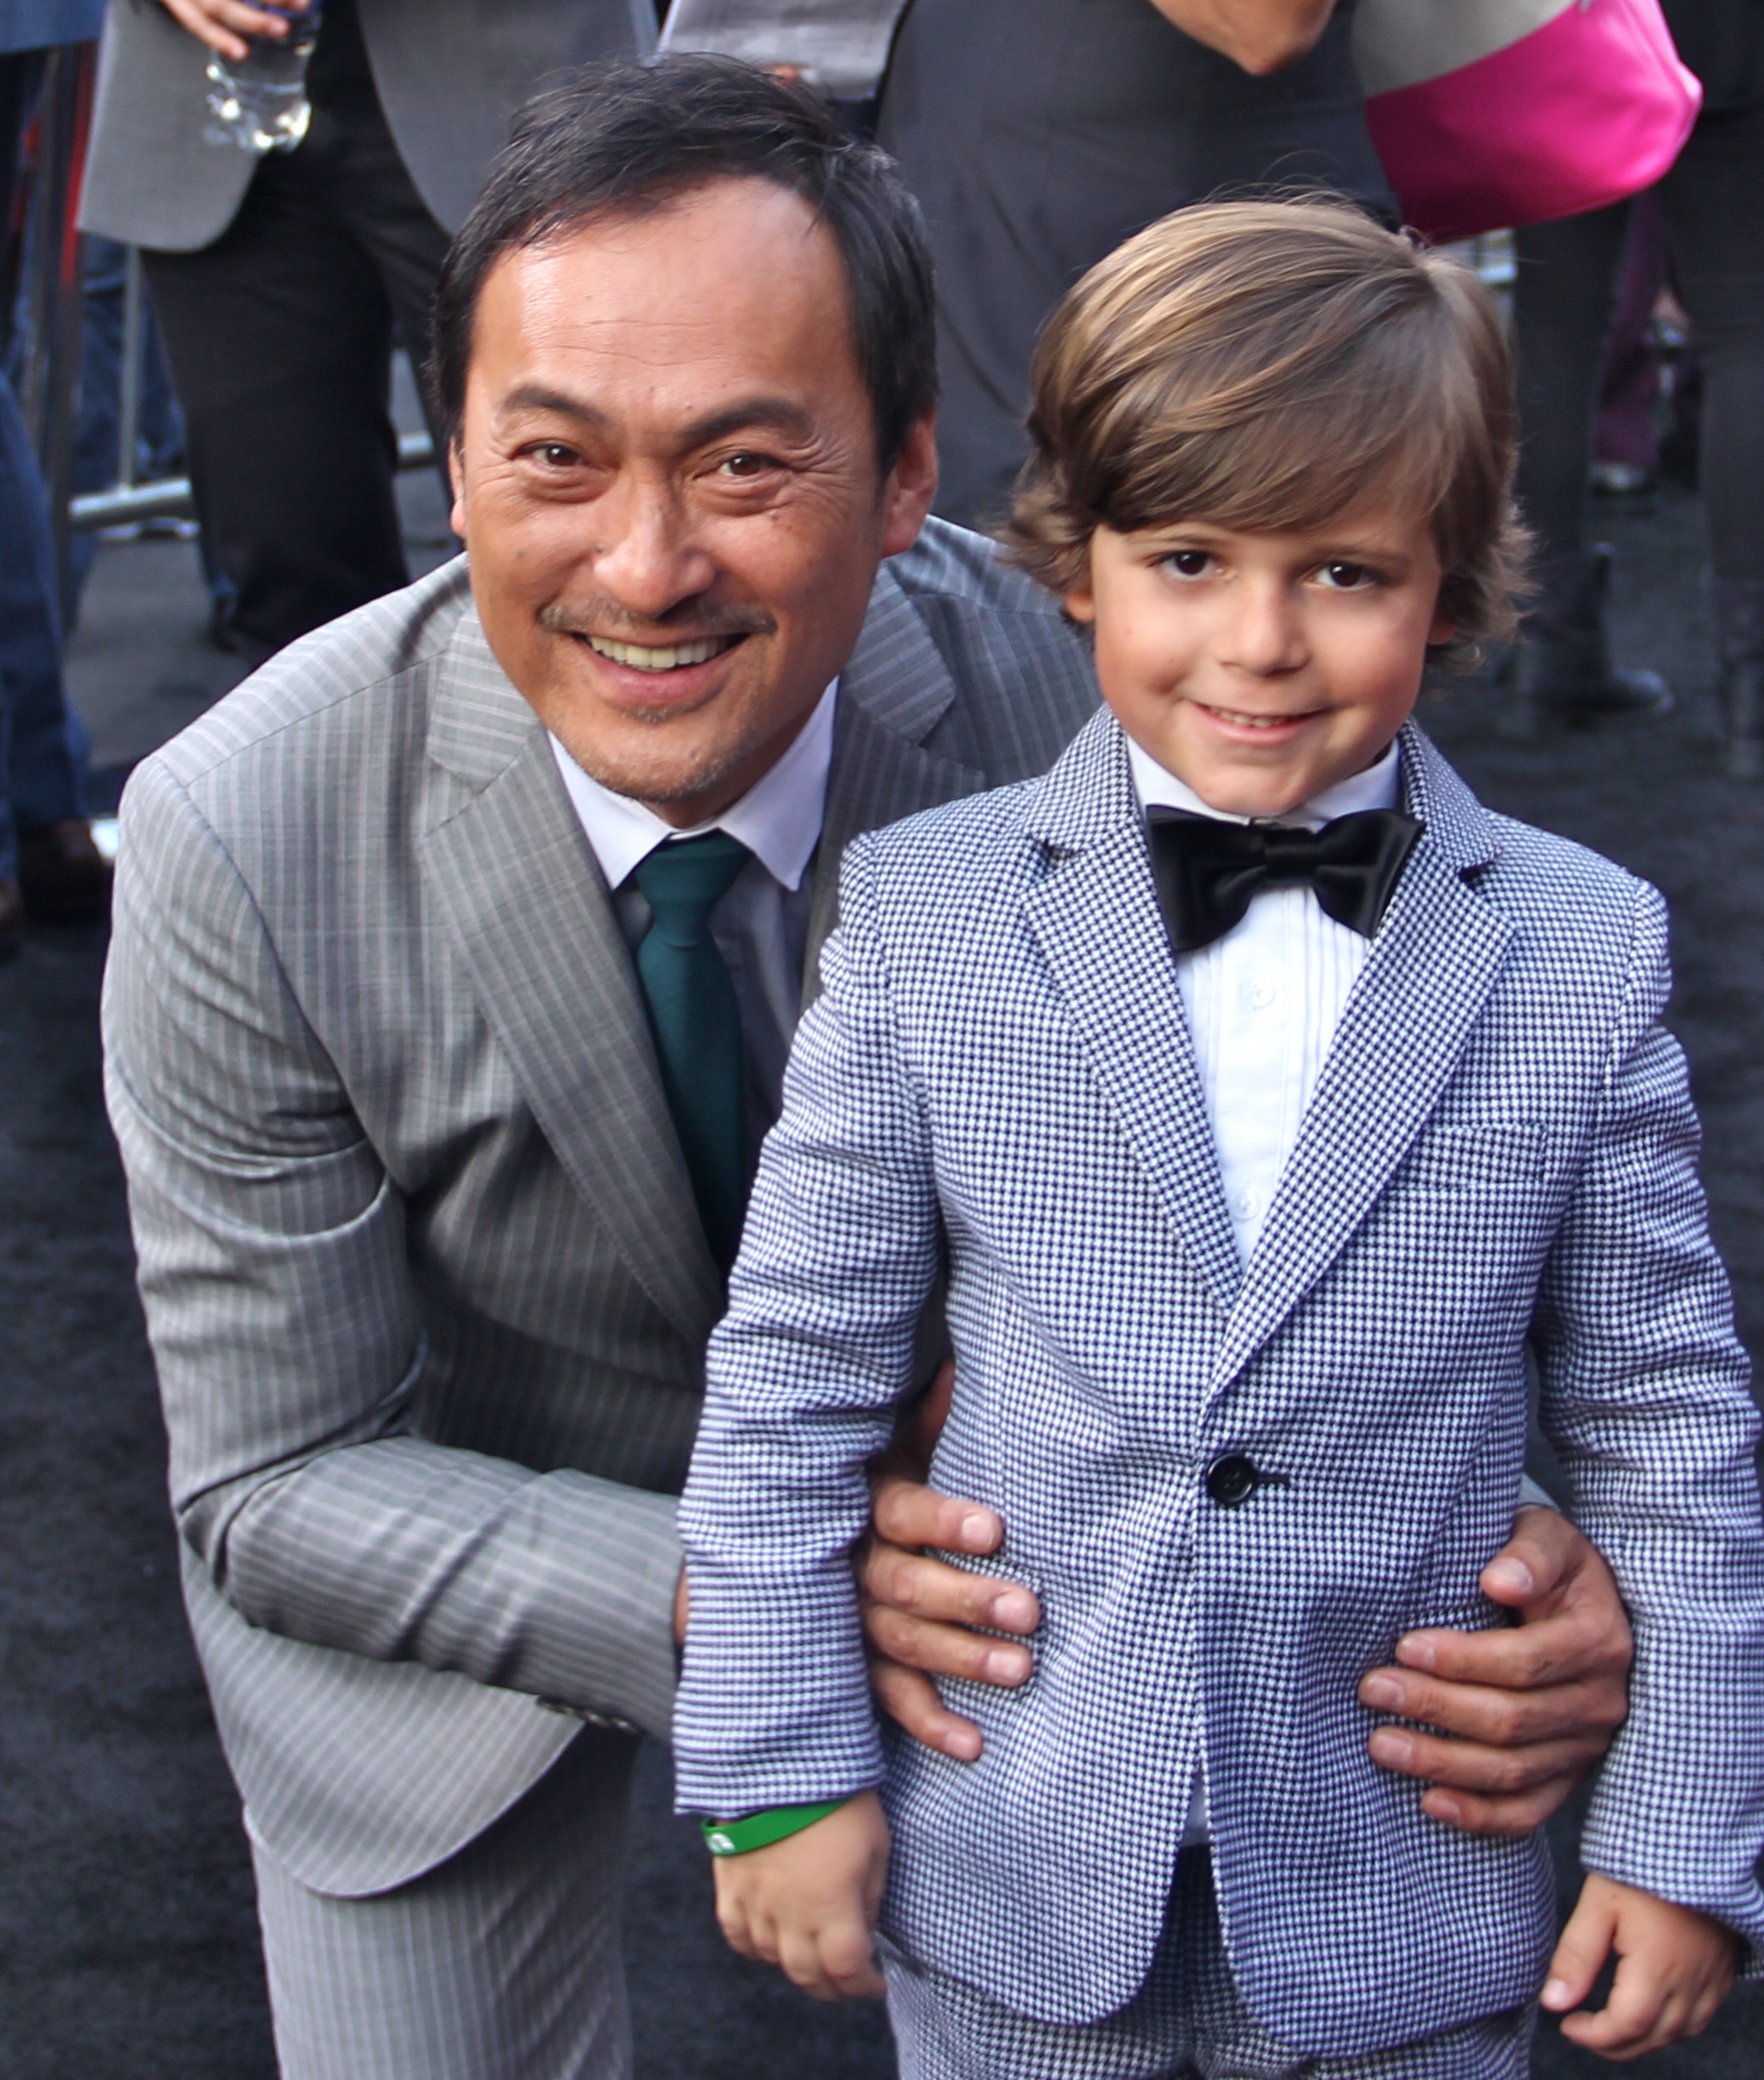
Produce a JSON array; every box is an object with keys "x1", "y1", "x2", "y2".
[{"x1": 1206, "y1": 1454, "x2": 1261, "y2": 1508}]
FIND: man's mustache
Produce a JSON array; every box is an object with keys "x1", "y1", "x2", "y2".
[{"x1": 538, "y1": 600, "x2": 776, "y2": 642}]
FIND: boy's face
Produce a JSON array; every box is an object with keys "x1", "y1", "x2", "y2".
[{"x1": 1064, "y1": 496, "x2": 1454, "y2": 819}]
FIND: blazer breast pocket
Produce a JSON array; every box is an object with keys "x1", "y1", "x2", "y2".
[{"x1": 1397, "y1": 1122, "x2": 1548, "y2": 1198}]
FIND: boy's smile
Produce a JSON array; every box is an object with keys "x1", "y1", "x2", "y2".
[{"x1": 1063, "y1": 498, "x2": 1455, "y2": 820}]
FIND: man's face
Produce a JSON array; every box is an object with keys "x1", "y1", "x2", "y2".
[
  {"x1": 1064, "y1": 496, "x2": 1454, "y2": 818},
  {"x1": 451, "y1": 178, "x2": 937, "y2": 826}
]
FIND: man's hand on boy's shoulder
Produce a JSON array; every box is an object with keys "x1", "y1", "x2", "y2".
[{"x1": 855, "y1": 1376, "x2": 1634, "y2": 1831}]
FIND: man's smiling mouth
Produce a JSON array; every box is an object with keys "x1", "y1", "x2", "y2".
[{"x1": 583, "y1": 634, "x2": 742, "y2": 673}]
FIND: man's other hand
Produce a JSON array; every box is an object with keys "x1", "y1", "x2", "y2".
[
  {"x1": 1358, "y1": 1504, "x2": 1633, "y2": 1835},
  {"x1": 161, "y1": 0, "x2": 310, "y2": 65},
  {"x1": 858, "y1": 1362, "x2": 1040, "y2": 1762}
]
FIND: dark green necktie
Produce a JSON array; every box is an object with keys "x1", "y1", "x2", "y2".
[{"x1": 633, "y1": 831, "x2": 752, "y2": 1272}]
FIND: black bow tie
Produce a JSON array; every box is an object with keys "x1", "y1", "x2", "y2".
[{"x1": 1146, "y1": 806, "x2": 1422, "y2": 954}]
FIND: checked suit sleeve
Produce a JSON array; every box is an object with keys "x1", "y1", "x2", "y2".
[
  {"x1": 1531, "y1": 878, "x2": 1764, "y2": 1959},
  {"x1": 104, "y1": 756, "x2": 682, "y2": 1740},
  {"x1": 673, "y1": 834, "x2": 943, "y2": 1817}
]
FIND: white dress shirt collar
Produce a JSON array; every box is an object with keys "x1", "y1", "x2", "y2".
[
  {"x1": 548, "y1": 679, "x2": 838, "y2": 893},
  {"x1": 1125, "y1": 730, "x2": 1401, "y2": 829}
]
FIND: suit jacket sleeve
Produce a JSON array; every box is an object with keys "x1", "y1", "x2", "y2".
[
  {"x1": 1532, "y1": 878, "x2": 1764, "y2": 1955},
  {"x1": 104, "y1": 754, "x2": 682, "y2": 1740},
  {"x1": 673, "y1": 833, "x2": 940, "y2": 1814}
]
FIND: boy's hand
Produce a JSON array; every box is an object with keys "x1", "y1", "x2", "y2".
[
  {"x1": 1542, "y1": 1874, "x2": 1737, "y2": 2059},
  {"x1": 1359, "y1": 1505, "x2": 1632, "y2": 1835},
  {"x1": 711, "y1": 1792, "x2": 890, "y2": 2003}
]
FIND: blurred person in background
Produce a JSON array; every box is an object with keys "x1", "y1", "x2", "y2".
[
  {"x1": 0, "y1": 0, "x2": 112, "y2": 958},
  {"x1": 1508, "y1": 0, "x2": 1764, "y2": 770},
  {"x1": 876, "y1": 0, "x2": 1390, "y2": 527},
  {"x1": 76, "y1": 0, "x2": 648, "y2": 667}
]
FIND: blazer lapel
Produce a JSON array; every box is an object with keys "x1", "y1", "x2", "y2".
[
  {"x1": 804, "y1": 561, "x2": 986, "y2": 994},
  {"x1": 420, "y1": 612, "x2": 724, "y2": 1347},
  {"x1": 1210, "y1": 727, "x2": 1516, "y2": 1388},
  {"x1": 1023, "y1": 716, "x2": 1242, "y2": 1314}
]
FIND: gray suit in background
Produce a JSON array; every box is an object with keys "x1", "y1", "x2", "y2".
[
  {"x1": 103, "y1": 520, "x2": 1097, "y2": 2074},
  {"x1": 82, "y1": 0, "x2": 654, "y2": 249}
]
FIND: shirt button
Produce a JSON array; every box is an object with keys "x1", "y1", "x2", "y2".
[
  {"x1": 1231, "y1": 1188, "x2": 1260, "y2": 1222},
  {"x1": 1240, "y1": 976, "x2": 1277, "y2": 1010}
]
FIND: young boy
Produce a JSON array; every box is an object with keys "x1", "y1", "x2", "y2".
[{"x1": 673, "y1": 200, "x2": 1764, "y2": 2077}]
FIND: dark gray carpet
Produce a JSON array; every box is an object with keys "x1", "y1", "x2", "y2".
[{"x1": 1, "y1": 485, "x2": 1757, "y2": 2076}]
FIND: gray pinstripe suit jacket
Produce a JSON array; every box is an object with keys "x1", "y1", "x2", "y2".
[{"x1": 102, "y1": 520, "x2": 1100, "y2": 1897}]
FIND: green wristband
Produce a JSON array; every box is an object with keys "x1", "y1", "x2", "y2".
[{"x1": 702, "y1": 1800, "x2": 850, "y2": 1857}]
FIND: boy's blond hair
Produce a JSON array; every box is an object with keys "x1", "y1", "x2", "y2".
[{"x1": 1004, "y1": 198, "x2": 1528, "y2": 666}]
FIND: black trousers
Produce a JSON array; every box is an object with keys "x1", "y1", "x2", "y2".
[
  {"x1": 1513, "y1": 101, "x2": 1764, "y2": 590},
  {"x1": 140, "y1": 0, "x2": 451, "y2": 660}
]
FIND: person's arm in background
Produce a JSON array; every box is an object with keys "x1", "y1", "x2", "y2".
[
  {"x1": 155, "y1": 0, "x2": 310, "y2": 64},
  {"x1": 858, "y1": 1363, "x2": 1635, "y2": 1836},
  {"x1": 1143, "y1": 0, "x2": 1335, "y2": 76}
]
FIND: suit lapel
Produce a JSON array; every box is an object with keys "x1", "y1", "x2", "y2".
[
  {"x1": 1210, "y1": 728, "x2": 1515, "y2": 1388},
  {"x1": 804, "y1": 563, "x2": 986, "y2": 995},
  {"x1": 420, "y1": 612, "x2": 723, "y2": 1348},
  {"x1": 1023, "y1": 716, "x2": 1242, "y2": 1313}
]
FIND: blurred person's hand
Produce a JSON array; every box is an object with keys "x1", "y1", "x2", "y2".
[
  {"x1": 160, "y1": 0, "x2": 310, "y2": 65},
  {"x1": 859, "y1": 1364, "x2": 1633, "y2": 1825},
  {"x1": 1144, "y1": 0, "x2": 1333, "y2": 76}
]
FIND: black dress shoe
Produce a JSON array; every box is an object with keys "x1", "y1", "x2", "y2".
[
  {"x1": 1499, "y1": 546, "x2": 1672, "y2": 736},
  {"x1": 17, "y1": 819, "x2": 113, "y2": 925},
  {"x1": 1502, "y1": 643, "x2": 1673, "y2": 736},
  {"x1": 0, "y1": 877, "x2": 22, "y2": 961}
]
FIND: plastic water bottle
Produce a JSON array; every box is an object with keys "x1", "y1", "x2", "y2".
[{"x1": 204, "y1": 3, "x2": 323, "y2": 155}]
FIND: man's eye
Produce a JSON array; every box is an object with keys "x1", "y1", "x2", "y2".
[
  {"x1": 527, "y1": 442, "x2": 579, "y2": 469},
  {"x1": 1318, "y1": 561, "x2": 1376, "y2": 589},
  {"x1": 1163, "y1": 550, "x2": 1213, "y2": 578},
  {"x1": 719, "y1": 452, "x2": 775, "y2": 479}
]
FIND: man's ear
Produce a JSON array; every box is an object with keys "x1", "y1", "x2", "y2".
[
  {"x1": 878, "y1": 412, "x2": 939, "y2": 558},
  {"x1": 448, "y1": 441, "x2": 467, "y2": 542}
]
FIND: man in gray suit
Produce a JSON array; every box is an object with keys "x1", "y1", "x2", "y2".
[
  {"x1": 79, "y1": 0, "x2": 651, "y2": 659},
  {"x1": 104, "y1": 58, "x2": 1634, "y2": 2080}
]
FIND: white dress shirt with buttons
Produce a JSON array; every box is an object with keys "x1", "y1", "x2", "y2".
[{"x1": 1126, "y1": 732, "x2": 1402, "y2": 1263}]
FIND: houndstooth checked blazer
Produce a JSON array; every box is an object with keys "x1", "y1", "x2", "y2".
[
  {"x1": 675, "y1": 707, "x2": 1764, "y2": 2055},
  {"x1": 102, "y1": 519, "x2": 1098, "y2": 1898}
]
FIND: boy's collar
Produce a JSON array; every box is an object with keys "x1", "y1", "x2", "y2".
[{"x1": 1027, "y1": 710, "x2": 1500, "y2": 878}]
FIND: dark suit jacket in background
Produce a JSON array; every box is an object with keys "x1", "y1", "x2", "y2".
[{"x1": 877, "y1": 0, "x2": 1393, "y2": 527}]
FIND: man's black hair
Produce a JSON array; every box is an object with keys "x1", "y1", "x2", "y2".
[{"x1": 429, "y1": 54, "x2": 938, "y2": 476}]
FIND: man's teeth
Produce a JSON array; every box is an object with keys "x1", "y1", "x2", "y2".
[{"x1": 585, "y1": 634, "x2": 735, "y2": 673}]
